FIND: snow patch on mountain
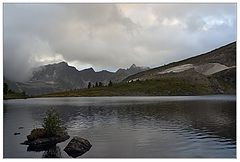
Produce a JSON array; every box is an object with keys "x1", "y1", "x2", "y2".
[
  {"x1": 158, "y1": 63, "x2": 232, "y2": 76},
  {"x1": 158, "y1": 64, "x2": 194, "y2": 74}
]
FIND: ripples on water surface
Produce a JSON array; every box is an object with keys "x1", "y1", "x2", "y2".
[{"x1": 4, "y1": 95, "x2": 236, "y2": 158}]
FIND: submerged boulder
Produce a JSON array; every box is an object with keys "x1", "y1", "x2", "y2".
[
  {"x1": 21, "y1": 128, "x2": 70, "y2": 151},
  {"x1": 64, "y1": 137, "x2": 92, "y2": 158}
]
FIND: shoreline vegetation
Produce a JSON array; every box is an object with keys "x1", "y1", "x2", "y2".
[
  {"x1": 4, "y1": 91, "x2": 28, "y2": 100},
  {"x1": 36, "y1": 76, "x2": 235, "y2": 98},
  {"x1": 3, "y1": 83, "x2": 28, "y2": 100},
  {"x1": 4, "y1": 74, "x2": 235, "y2": 100},
  {"x1": 4, "y1": 76, "x2": 236, "y2": 100}
]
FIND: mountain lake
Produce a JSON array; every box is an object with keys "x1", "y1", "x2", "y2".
[{"x1": 3, "y1": 95, "x2": 236, "y2": 158}]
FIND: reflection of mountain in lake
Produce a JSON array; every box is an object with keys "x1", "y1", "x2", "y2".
[
  {"x1": 4, "y1": 96, "x2": 236, "y2": 158},
  {"x1": 27, "y1": 100, "x2": 236, "y2": 142}
]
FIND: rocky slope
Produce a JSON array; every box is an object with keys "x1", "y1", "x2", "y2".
[
  {"x1": 5, "y1": 62, "x2": 149, "y2": 95},
  {"x1": 121, "y1": 42, "x2": 236, "y2": 95},
  {"x1": 5, "y1": 42, "x2": 235, "y2": 96},
  {"x1": 124, "y1": 42, "x2": 235, "y2": 81},
  {"x1": 39, "y1": 42, "x2": 236, "y2": 97}
]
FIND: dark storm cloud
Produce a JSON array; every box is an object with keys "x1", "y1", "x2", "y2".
[{"x1": 3, "y1": 3, "x2": 236, "y2": 81}]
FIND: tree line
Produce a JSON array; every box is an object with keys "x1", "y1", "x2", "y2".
[{"x1": 88, "y1": 80, "x2": 113, "y2": 89}]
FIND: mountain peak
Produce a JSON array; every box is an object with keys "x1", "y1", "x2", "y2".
[
  {"x1": 82, "y1": 67, "x2": 95, "y2": 72},
  {"x1": 88, "y1": 67, "x2": 95, "y2": 72},
  {"x1": 57, "y1": 61, "x2": 68, "y2": 66},
  {"x1": 130, "y1": 64, "x2": 137, "y2": 69}
]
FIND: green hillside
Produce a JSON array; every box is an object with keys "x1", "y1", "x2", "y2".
[{"x1": 38, "y1": 42, "x2": 236, "y2": 98}]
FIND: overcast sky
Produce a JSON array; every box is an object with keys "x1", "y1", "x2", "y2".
[{"x1": 3, "y1": 3, "x2": 236, "y2": 82}]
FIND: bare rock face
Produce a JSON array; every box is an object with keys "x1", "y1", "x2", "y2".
[{"x1": 64, "y1": 137, "x2": 92, "y2": 158}]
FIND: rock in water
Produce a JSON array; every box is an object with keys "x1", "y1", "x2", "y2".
[
  {"x1": 27, "y1": 128, "x2": 46, "y2": 141},
  {"x1": 14, "y1": 132, "x2": 20, "y2": 135},
  {"x1": 64, "y1": 137, "x2": 92, "y2": 158},
  {"x1": 21, "y1": 128, "x2": 70, "y2": 152}
]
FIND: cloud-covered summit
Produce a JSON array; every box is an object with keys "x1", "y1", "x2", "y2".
[{"x1": 3, "y1": 3, "x2": 236, "y2": 81}]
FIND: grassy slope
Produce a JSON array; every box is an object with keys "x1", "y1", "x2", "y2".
[
  {"x1": 38, "y1": 68, "x2": 236, "y2": 98},
  {"x1": 38, "y1": 77, "x2": 215, "y2": 97},
  {"x1": 210, "y1": 67, "x2": 236, "y2": 94},
  {"x1": 35, "y1": 42, "x2": 236, "y2": 98}
]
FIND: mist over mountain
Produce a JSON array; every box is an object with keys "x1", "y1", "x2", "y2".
[
  {"x1": 5, "y1": 63, "x2": 149, "y2": 95},
  {"x1": 3, "y1": 4, "x2": 236, "y2": 82},
  {"x1": 4, "y1": 41, "x2": 236, "y2": 96}
]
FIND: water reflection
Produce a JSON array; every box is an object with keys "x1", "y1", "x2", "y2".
[
  {"x1": 4, "y1": 96, "x2": 236, "y2": 158},
  {"x1": 61, "y1": 101, "x2": 235, "y2": 141},
  {"x1": 42, "y1": 146, "x2": 62, "y2": 158}
]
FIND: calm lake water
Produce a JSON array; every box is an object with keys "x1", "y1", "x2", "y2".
[{"x1": 4, "y1": 95, "x2": 236, "y2": 158}]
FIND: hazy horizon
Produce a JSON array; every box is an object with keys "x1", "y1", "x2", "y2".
[{"x1": 3, "y1": 3, "x2": 236, "y2": 82}]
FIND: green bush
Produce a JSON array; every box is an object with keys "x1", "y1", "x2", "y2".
[{"x1": 42, "y1": 108, "x2": 63, "y2": 137}]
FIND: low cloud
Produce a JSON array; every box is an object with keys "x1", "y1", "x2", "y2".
[{"x1": 3, "y1": 3, "x2": 236, "y2": 81}]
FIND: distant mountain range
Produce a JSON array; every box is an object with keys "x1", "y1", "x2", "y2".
[
  {"x1": 4, "y1": 63, "x2": 150, "y2": 95},
  {"x1": 40, "y1": 41, "x2": 236, "y2": 97},
  {"x1": 4, "y1": 41, "x2": 236, "y2": 96}
]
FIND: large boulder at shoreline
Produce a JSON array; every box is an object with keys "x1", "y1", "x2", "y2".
[
  {"x1": 64, "y1": 137, "x2": 92, "y2": 158},
  {"x1": 21, "y1": 128, "x2": 70, "y2": 151}
]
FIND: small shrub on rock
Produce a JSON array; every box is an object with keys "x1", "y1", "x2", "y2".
[{"x1": 42, "y1": 108, "x2": 64, "y2": 137}]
